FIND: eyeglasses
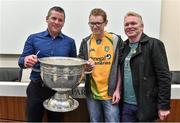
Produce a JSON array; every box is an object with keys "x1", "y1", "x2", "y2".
[{"x1": 88, "y1": 21, "x2": 105, "y2": 27}]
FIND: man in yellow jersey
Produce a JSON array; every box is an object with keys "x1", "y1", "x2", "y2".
[{"x1": 78, "y1": 8, "x2": 123, "y2": 122}]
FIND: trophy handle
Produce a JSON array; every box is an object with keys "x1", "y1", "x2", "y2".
[{"x1": 72, "y1": 72, "x2": 85, "y2": 89}]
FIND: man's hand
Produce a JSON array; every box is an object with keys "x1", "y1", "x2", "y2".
[
  {"x1": 85, "y1": 58, "x2": 95, "y2": 73},
  {"x1": 112, "y1": 89, "x2": 120, "y2": 104},
  {"x1": 24, "y1": 55, "x2": 38, "y2": 68},
  {"x1": 158, "y1": 110, "x2": 170, "y2": 120}
]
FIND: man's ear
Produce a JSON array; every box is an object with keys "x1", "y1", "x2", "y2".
[
  {"x1": 141, "y1": 23, "x2": 144, "y2": 28},
  {"x1": 141, "y1": 23, "x2": 144, "y2": 32},
  {"x1": 105, "y1": 20, "x2": 108, "y2": 25},
  {"x1": 46, "y1": 16, "x2": 49, "y2": 22}
]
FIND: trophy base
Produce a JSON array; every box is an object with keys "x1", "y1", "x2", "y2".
[{"x1": 43, "y1": 95, "x2": 79, "y2": 112}]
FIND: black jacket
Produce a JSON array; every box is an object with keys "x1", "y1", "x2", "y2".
[{"x1": 120, "y1": 33, "x2": 171, "y2": 121}]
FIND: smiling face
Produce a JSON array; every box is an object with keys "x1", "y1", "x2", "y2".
[
  {"x1": 46, "y1": 10, "x2": 65, "y2": 38},
  {"x1": 124, "y1": 15, "x2": 144, "y2": 42},
  {"x1": 89, "y1": 15, "x2": 107, "y2": 36},
  {"x1": 88, "y1": 8, "x2": 108, "y2": 39}
]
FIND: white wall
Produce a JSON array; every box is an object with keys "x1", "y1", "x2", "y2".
[
  {"x1": 0, "y1": 0, "x2": 161, "y2": 54},
  {"x1": 160, "y1": 0, "x2": 180, "y2": 70},
  {"x1": 1, "y1": 0, "x2": 180, "y2": 72}
]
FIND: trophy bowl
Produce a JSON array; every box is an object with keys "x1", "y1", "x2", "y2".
[{"x1": 39, "y1": 57, "x2": 86, "y2": 112}]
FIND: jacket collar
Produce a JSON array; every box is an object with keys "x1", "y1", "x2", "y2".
[
  {"x1": 139, "y1": 33, "x2": 149, "y2": 43},
  {"x1": 122, "y1": 33, "x2": 150, "y2": 60}
]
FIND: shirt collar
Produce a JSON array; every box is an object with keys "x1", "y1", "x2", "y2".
[
  {"x1": 90, "y1": 31, "x2": 107, "y2": 40},
  {"x1": 43, "y1": 29, "x2": 64, "y2": 39}
]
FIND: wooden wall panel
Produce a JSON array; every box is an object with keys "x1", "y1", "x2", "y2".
[
  {"x1": 0, "y1": 97, "x2": 26, "y2": 121},
  {"x1": 156, "y1": 99, "x2": 180, "y2": 122},
  {"x1": 0, "y1": 97, "x2": 89, "y2": 122},
  {"x1": 162, "y1": 99, "x2": 180, "y2": 122},
  {"x1": 0, "y1": 97, "x2": 180, "y2": 122},
  {"x1": 60, "y1": 99, "x2": 89, "y2": 122}
]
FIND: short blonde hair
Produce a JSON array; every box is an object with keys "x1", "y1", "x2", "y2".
[{"x1": 124, "y1": 11, "x2": 143, "y2": 25}]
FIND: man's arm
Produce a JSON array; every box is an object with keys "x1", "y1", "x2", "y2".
[
  {"x1": 112, "y1": 65, "x2": 121, "y2": 104},
  {"x1": 18, "y1": 35, "x2": 35, "y2": 68},
  {"x1": 70, "y1": 39, "x2": 77, "y2": 57},
  {"x1": 151, "y1": 39, "x2": 171, "y2": 120},
  {"x1": 152, "y1": 39, "x2": 171, "y2": 109}
]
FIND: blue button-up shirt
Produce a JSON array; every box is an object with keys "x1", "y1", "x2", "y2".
[{"x1": 18, "y1": 30, "x2": 77, "y2": 81}]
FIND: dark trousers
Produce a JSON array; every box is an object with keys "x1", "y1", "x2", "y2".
[
  {"x1": 26, "y1": 81, "x2": 62, "y2": 122},
  {"x1": 121, "y1": 102, "x2": 138, "y2": 122}
]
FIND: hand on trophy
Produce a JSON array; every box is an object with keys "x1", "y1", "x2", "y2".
[{"x1": 85, "y1": 58, "x2": 95, "y2": 74}]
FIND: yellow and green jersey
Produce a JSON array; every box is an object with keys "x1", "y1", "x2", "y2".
[{"x1": 89, "y1": 31, "x2": 114, "y2": 100}]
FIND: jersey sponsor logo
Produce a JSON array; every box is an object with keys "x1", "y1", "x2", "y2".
[{"x1": 91, "y1": 55, "x2": 111, "y2": 65}]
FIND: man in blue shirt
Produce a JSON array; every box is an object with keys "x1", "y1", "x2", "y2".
[{"x1": 18, "y1": 6, "x2": 77, "y2": 122}]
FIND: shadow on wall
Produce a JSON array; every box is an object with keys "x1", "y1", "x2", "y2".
[
  {"x1": 171, "y1": 71, "x2": 180, "y2": 84},
  {"x1": 0, "y1": 67, "x2": 22, "y2": 81},
  {"x1": 0, "y1": 68, "x2": 180, "y2": 84}
]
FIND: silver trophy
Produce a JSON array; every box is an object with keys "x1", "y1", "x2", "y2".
[{"x1": 39, "y1": 57, "x2": 86, "y2": 112}]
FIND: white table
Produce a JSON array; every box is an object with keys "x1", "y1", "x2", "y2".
[
  {"x1": 0, "y1": 81, "x2": 180, "y2": 99},
  {"x1": 0, "y1": 81, "x2": 85, "y2": 98}
]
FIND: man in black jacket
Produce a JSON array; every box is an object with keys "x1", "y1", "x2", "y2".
[{"x1": 120, "y1": 11, "x2": 171, "y2": 121}]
